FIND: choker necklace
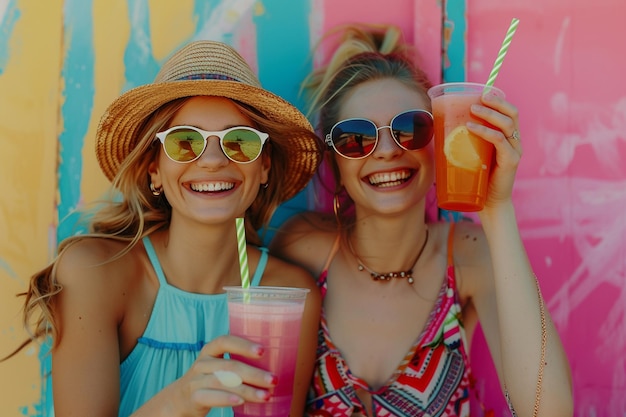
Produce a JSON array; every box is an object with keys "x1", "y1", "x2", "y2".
[{"x1": 348, "y1": 228, "x2": 429, "y2": 285}]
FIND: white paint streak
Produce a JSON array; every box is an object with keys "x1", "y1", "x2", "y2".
[
  {"x1": 579, "y1": 182, "x2": 626, "y2": 205},
  {"x1": 128, "y1": 0, "x2": 152, "y2": 57},
  {"x1": 553, "y1": 16, "x2": 570, "y2": 75},
  {"x1": 515, "y1": 175, "x2": 626, "y2": 366},
  {"x1": 540, "y1": 94, "x2": 626, "y2": 176},
  {"x1": 544, "y1": 256, "x2": 552, "y2": 267},
  {"x1": 0, "y1": 0, "x2": 8, "y2": 23},
  {"x1": 195, "y1": 0, "x2": 257, "y2": 41},
  {"x1": 309, "y1": 0, "x2": 325, "y2": 65}
]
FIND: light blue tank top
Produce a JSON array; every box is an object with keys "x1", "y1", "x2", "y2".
[{"x1": 118, "y1": 236, "x2": 267, "y2": 417}]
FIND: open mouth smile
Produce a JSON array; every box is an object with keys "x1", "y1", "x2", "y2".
[
  {"x1": 367, "y1": 169, "x2": 414, "y2": 188},
  {"x1": 189, "y1": 181, "x2": 235, "y2": 192}
]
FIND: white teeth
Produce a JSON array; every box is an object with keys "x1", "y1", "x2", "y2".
[
  {"x1": 376, "y1": 180, "x2": 403, "y2": 188},
  {"x1": 368, "y1": 170, "x2": 411, "y2": 186},
  {"x1": 190, "y1": 182, "x2": 234, "y2": 192}
]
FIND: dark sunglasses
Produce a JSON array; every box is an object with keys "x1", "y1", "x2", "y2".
[
  {"x1": 155, "y1": 125, "x2": 269, "y2": 164},
  {"x1": 326, "y1": 109, "x2": 434, "y2": 159}
]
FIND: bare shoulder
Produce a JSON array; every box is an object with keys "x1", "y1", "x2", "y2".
[
  {"x1": 54, "y1": 237, "x2": 145, "y2": 318},
  {"x1": 450, "y1": 220, "x2": 490, "y2": 266},
  {"x1": 261, "y1": 254, "x2": 319, "y2": 292},
  {"x1": 269, "y1": 211, "x2": 339, "y2": 277},
  {"x1": 260, "y1": 254, "x2": 322, "y2": 311},
  {"x1": 447, "y1": 220, "x2": 493, "y2": 299},
  {"x1": 56, "y1": 237, "x2": 140, "y2": 282},
  {"x1": 272, "y1": 211, "x2": 337, "y2": 237},
  {"x1": 50, "y1": 237, "x2": 150, "y2": 415}
]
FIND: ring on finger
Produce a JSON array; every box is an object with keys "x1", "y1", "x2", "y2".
[
  {"x1": 506, "y1": 129, "x2": 521, "y2": 142},
  {"x1": 214, "y1": 370, "x2": 243, "y2": 388}
]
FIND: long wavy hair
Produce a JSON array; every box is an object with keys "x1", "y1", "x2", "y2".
[
  {"x1": 6, "y1": 96, "x2": 320, "y2": 357},
  {"x1": 302, "y1": 23, "x2": 436, "y2": 224}
]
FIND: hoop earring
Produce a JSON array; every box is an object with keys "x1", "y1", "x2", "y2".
[
  {"x1": 261, "y1": 182, "x2": 269, "y2": 189},
  {"x1": 333, "y1": 193, "x2": 341, "y2": 225},
  {"x1": 150, "y1": 183, "x2": 163, "y2": 196}
]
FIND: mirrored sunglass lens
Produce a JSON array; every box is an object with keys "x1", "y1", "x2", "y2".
[
  {"x1": 222, "y1": 129, "x2": 262, "y2": 162},
  {"x1": 164, "y1": 128, "x2": 206, "y2": 161},
  {"x1": 332, "y1": 120, "x2": 377, "y2": 158},
  {"x1": 392, "y1": 111, "x2": 434, "y2": 150}
]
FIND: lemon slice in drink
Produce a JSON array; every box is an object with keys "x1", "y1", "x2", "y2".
[{"x1": 443, "y1": 126, "x2": 483, "y2": 171}]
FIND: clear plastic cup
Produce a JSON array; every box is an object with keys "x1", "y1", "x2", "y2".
[
  {"x1": 428, "y1": 82, "x2": 505, "y2": 212},
  {"x1": 224, "y1": 286, "x2": 309, "y2": 417}
]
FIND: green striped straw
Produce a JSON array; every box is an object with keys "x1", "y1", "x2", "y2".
[
  {"x1": 485, "y1": 18, "x2": 520, "y2": 89},
  {"x1": 235, "y1": 217, "x2": 250, "y2": 291}
]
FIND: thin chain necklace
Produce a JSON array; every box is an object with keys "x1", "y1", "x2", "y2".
[{"x1": 347, "y1": 227, "x2": 429, "y2": 285}]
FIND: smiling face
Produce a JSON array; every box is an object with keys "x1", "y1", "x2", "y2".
[
  {"x1": 335, "y1": 78, "x2": 435, "y2": 218},
  {"x1": 148, "y1": 96, "x2": 270, "y2": 227}
]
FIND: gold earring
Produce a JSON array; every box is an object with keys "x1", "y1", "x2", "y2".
[
  {"x1": 333, "y1": 193, "x2": 341, "y2": 225},
  {"x1": 150, "y1": 183, "x2": 163, "y2": 196}
]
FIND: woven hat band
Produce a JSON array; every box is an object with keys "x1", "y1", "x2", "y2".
[{"x1": 176, "y1": 74, "x2": 238, "y2": 81}]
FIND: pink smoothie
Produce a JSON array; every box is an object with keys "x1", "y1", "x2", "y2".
[{"x1": 228, "y1": 299, "x2": 305, "y2": 417}]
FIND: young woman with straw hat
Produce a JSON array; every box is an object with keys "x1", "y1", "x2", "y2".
[
  {"x1": 11, "y1": 40, "x2": 322, "y2": 416},
  {"x1": 270, "y1": 24, "x2": 573, "y2": 417}
]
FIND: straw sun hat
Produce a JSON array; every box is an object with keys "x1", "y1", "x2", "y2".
[{"x1": 95, "y1": 40, "x2": 321, "y2": 202}]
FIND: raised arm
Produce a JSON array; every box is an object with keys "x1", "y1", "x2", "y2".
[{"x1": 462, "y1": 93, "x2": 573, "y2": 417}]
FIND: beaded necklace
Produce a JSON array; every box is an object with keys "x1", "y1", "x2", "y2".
[{"x1": 347, "y1": 228, "x2": 429, "y2": 285}]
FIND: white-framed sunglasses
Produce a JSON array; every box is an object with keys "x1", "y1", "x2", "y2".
[{"x1": 155, "y1": 125, "x2": 269, "y2": 164}]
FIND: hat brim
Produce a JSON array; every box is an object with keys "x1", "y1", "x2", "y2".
[{"x1": 96, "y1": 80, "x2": 320, "y2": 202}]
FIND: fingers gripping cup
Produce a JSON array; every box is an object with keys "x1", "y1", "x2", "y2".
[
  {"x1": 427, "y1": 82, "x2": 505, "y2": 212},
  {"x1": 224, "y1": 286, "x2": 309, "y2": 417}
]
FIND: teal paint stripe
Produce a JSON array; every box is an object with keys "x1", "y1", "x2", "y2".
[
  {"x1": 49, "y1": 1, "x2": 97, "y2": 413},
  {"x1": 0, "y1": 258, "x2": 18, "y2": 280},
  {"x1": 37, "y1": 340, "x2": 53, "y2": 417},
  {"x1": 123, "y1": 0, "x2": 159, "y2": 91},
  {"x1": 0, "y1": 0, "x2": 20, "y2": 75},
  {"x1": 443, "y1": 0, "x2": 467, "y2": 83},
  {"x1": 254, "y1": 0, "x2": 312, "y2": 112},
  {"x1": 254, "y1": 0, "x2": 313, "y2": 244},
  {"x1": 56, "y1": 0, "x2": 95, "y2": 242}
]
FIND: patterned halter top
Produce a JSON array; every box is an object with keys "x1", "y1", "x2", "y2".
[{"x1": 306, "y1": 224, "x2": 471, "y2": 417}]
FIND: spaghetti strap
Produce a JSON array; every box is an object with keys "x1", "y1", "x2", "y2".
[
  {"x1": 251, "y1": 247, "x2": 268, "y2": 287},
  {"x1": 322, "y1": 235, "x2": 341, "y2": 272},
  {"x1": 143, "y1": 236, "x2": 168, "y2": 286},
  {"x1": 447, "y1": 223, "x2": 456, "y2": 267}
]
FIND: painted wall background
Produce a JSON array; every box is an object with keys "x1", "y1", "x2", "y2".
[{"x1": 0, "y1": 0, "x2": 624, "y2": 416}]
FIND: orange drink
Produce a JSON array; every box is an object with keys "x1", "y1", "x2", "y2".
[{"x1": 427, "y1": 82, "x2": 505, "y2": 212}]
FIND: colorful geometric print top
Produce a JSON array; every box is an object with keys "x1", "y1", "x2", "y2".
[{"x1": 306, "y1": 225, "x2": 471, "y2": 417}]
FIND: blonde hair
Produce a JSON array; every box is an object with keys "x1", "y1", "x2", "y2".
[{"x1": 302, "y1": 23, "x2": 433, "y2": 218}]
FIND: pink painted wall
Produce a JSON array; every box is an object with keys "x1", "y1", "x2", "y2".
[
  {"x1": 316, "y1": 0, "x2": 625, "y2": 415},
  {"x1": 465, "y1": 0, "x2": 626, "y2": 415}
]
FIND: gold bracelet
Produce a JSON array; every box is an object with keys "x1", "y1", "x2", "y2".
[
  {"x1": 504, "y1": 275, "x2": 547, "y2": 417},
  {"x1": 533, "y1": 275, "x2": 547, "y2": 417}
]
